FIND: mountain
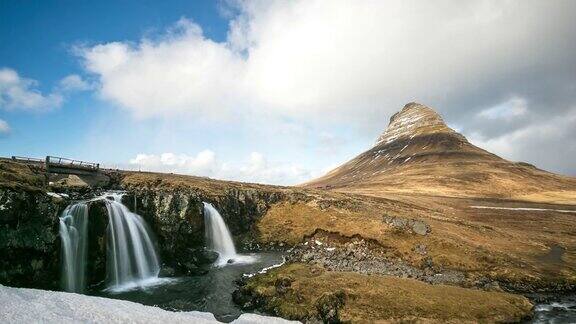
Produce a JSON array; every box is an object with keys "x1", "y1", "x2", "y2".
[{"x1": 304, "y1": 102, "x2": 576, "y2": 200}]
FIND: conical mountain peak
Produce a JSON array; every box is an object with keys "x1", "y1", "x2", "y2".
[{"x1": 376, "y1": 102, "x2": 456, "y2": 145}]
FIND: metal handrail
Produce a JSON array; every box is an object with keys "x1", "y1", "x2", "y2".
[
  {"x1": 11, "y1": 156, "x2": 44, "y2": 163},
  {"x1": 8, "y1": 155, "x2": 100, "y2": 171},
  {"x1": 46, "y1": 156, "x2": 99, "y2": 170}
]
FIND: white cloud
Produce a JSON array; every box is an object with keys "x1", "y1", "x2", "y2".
[
  {"x1": 127, "y1": 150, "x2": 314, "y2": 185},
  {"x1": 0, "y1": 68, "x2": 63, "y2": 111},
  {"x1": 79, "y1": 0, "x2": 575, "y2": 125},
  {"x1": 58, "y1": 74, "x2": 92, "y2": 92},
  {"x1": 477, "y1": 97, "x2": 528, "y2": 119},
  {"x1": 80, "y1": 19, "x2": 245, "y2": 119},
  {"x1": 468, "y1": 107, "x2": 576, "y2": 173},
  {"x1": 130, "y1": 150, "x2": 219, "y2": 175},
  {"x1": 0, "y1": 119, "x2": 10, "y2": 135}
]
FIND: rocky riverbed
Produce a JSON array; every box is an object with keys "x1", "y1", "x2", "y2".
[{"x1": 286, "y1": 231, "x2": 475, "y2": 287}]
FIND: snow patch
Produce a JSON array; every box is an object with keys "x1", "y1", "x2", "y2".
[
  {"x1": 470, "y1": 206, "x2": 576, "y2": 214},
  {"x1": 0, "y1": 284, "x2": 297, "y2": 323},
  {"x1": 243, "y1": 257, "x2": 287, "y2": 278}
]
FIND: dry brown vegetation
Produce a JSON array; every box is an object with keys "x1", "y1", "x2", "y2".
[
  {"x1": 121, "y1": 170, "x2": 291, "y2": 195},
  {"x1": 242, "y1": 263, "x2": 533, "y2": 323},
  {"x1": 257, "y1": 202, "x2": 392, "y2": 246},
  {"x1": 253, "y1": 188, "x2": 576, "y2": 285},
  {"x1": 0, "y1": 159, "x2": 45, "y2": 191}
]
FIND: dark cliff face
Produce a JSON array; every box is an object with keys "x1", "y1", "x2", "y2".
[
  {"x1": 85, "y1": 200, "x2": 109, "y2": 287},
  {"x1": 121, "y1": 187, "x2": 286, "y2": 266},
  {"x1": 0, "y1": 188, "x2": 64, "y2": 289},
  {"x1": 121, "y1": 190, "x2": 205, "y2": 270}
]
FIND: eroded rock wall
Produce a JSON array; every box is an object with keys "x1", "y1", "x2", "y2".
[
  {"x1": 121, "y1": 187, "x2": 286, "y2": 264},
  {"x1": 0, "y1": 188, "x2": 64, "y2": 289}
]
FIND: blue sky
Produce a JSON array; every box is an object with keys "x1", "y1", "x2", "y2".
[
  {"x1": 0, "y1": 0, "x2": 228, "y2": 159},
  {"x1": 1, "y1": 1, "x2": 575, "y2": 183}
]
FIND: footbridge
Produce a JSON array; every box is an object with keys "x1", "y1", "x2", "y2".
[{"x1": 10, "y1": 156, "x2": 100, "y2": 175}]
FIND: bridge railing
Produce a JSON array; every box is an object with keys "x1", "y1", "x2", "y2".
[
  {"x1": 46, "y1": 156, "x2": 100, "y2": 171},
  {"x1": 11, "y1": 156, "x2": 44, "y2": 164}
]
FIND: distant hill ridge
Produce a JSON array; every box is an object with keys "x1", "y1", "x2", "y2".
[{"x1": 303, "y1": 102, "x2": 576, "y2": 199}]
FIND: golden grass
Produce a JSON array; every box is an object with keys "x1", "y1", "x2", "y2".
[
  {"x1": 0, "y1": 160, "x2": 45, "y2": 190},
  {"x1": 245, "y1": 263, "x2": 533, "y2": 323},
  {"x1": 121, "y1": 171, "x2": 286, "y2": 194},
  {"x1": 513, "y1": 190, "x2": 576, "y2": 205},
  {"x1": 255, "y1": 193, "x2": 576, "y2": 287},
  {"x1": 257, "y1": 202, "x2": 392, "y2": 245}
]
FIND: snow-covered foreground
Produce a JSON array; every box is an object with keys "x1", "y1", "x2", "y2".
[{"x1": 0, "y1": 285, "x2": 298, "y2": 324}]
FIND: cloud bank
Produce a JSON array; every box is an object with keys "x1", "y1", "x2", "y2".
[
  {"x1": 0, "y1": 68, "x2": 63, "y2": 111},
  {"x1": 78, "y1": 0, "x2": 576, "y2": 176},
  {"x1": 127, "y1": 151, "x2": 315, "y2": 185},
  {"x1": 0, "y1": 68, "x2": 91, "y2": 111}
]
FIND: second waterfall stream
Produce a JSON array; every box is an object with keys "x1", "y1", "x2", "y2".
[{"x1": 203, "y1": 202, "x2": 255, "y2": 266}]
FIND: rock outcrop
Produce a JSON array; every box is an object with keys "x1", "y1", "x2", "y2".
[
  {"x1": 375, "y1": 102, "x2": 464, "y2": 145},
  {"x1": 286, "y1": 231, "x2": 470, "y2": 287},
  {"x1": 0, "y1": 187, "x2": 63, "y2": 289}
]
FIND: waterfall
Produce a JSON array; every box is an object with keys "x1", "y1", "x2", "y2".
[
  {"x1": 203, "y1": 202, "x2": 238, "y2": 266},
  {"x1": 59, "y1": 192, "x2": 163, "y2": 294},
  {"x1": 104, "y1": 193, "x2": 161, "y2": 292},
  {"x1": 59, "y1": 202, "x2": 89, "y2": 293}
]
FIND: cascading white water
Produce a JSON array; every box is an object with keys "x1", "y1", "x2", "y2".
[
  {"x1": 59, "y1": 192, "x2": 164, "y2": 293},
  {"x1": 104, "y1": 193, "x2": 161, "y2": 292},
  {"x1": 59, "y1": 202, "x2": 89, "y2": 293},
  {"x1": 203, "y1": 202, "x2": 238, "y2": 266}
]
